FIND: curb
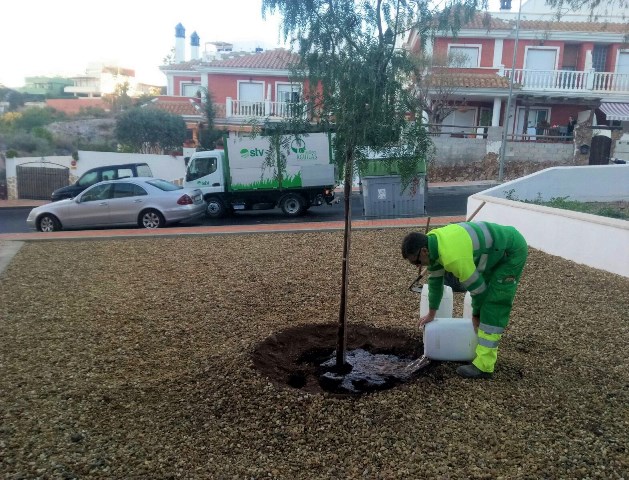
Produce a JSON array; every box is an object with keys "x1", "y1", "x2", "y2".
[
  {"x1": 0, "y1": 215, "x2": 465, "y2": 276},
  {"x1": 0, "y1": 241, "x2": 25, "y2": 276},
  {"x1": 0, "y1": 215, "x2": 465, "y2": 242}
]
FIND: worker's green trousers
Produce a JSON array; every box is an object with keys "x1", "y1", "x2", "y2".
[{"x1": 473, "y1": 233, "x2": 528, "y2": 373}]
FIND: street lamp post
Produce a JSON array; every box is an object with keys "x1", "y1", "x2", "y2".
[{"x1": 498, "y1": 0, "x2": 523, "y2": 182}]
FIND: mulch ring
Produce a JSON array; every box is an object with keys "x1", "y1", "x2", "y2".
[{"x1": 251, "y1": 323, "x2": 440, "y2": 395}]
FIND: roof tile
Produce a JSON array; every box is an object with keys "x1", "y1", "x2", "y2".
[
  {"x1": 426, "y1": 72, "x2": 513, "y2": 89},
  {"x1": 146, "y1": 96, "x2": 204, "y2": 116},
  {"x1": 162, "y1": 49, "x2": 300, "y2": 72}
]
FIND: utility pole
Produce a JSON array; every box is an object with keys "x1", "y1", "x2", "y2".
[{"x1": 498, "y1": 0, "x2": 523, "y2": 182}]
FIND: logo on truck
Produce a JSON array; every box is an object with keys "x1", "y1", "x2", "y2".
[
  {"x1": 240, "y1": 147, "x2": 266, "y2": 158},
  {"x1": 291, "y1": 139, "x2": 306, "y2": 154},
  {"x1": 290, "y1": 138, "x2": 318, "y2": 161}
]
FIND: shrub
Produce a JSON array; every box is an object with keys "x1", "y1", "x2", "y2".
[
  {"x1": 32, "y1": 127, "x2": 54, "y2": 142},
  {"x1": 5, "y1": 131, "x2": 52, "y2": 155}
]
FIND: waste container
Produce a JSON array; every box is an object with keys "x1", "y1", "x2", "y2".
[{"x1": 362, "y1": 174, "x2": 426, "y2": 218}]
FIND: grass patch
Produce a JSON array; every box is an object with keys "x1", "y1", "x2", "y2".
[{"x1": 504, "y1": 190, "x2": 628, "y2": 220}]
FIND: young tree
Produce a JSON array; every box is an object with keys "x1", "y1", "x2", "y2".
[
  {"x1": 103, "y1": 81, "x2": 134, "y2": 113},
  {"x1": 115, "y1": 107, "x2": 187, "y2": 154},
  {"x1": 262, "y1": 0, "x2": 480, "y2": 369},
  {"x1": 198, "y1": 87, "x2": 225, "y2": 150},
  {"x1": 544, "y1": 0, "x2": 628, "y2": 20}
]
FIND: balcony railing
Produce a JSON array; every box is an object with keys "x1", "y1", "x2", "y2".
[
  {"x1": 225, "y1": 98, "x2": 306, "y2": 119},
  {"x1": 504, "y1": 69, "x2": 629, "y2": 93}
]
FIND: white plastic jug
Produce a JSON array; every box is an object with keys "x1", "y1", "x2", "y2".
[
  {"x1": 463, "y1": 292, "x2": 473, "y2": 319},
  {"x1": 423, "y1": 317, "x2": 478, "y2": 361},
  {"x1": 419, "y1": 285, "x2": 453, "y2": 318}
]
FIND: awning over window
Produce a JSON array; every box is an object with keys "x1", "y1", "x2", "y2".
[{"x1": 599, "y1": 102, "x2": 629, "y2": 121}]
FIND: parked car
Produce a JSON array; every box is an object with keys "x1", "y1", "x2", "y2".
[
  {"x1": 28, "y1": 178, "x2": 206, "y2": 232},
  {"x1": 50, "y1": 163, "x2": 153, "y2": 201}
]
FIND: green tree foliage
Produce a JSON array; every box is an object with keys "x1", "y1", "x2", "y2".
[
  {"x1": 12, "y1": 106, "x2": 65, "y2": 131},
  {"x1": 262, "y1": 0, "x2": 483, "y2": 366},
  {"x1": 104, "y1": 82, "x2": 134, "y2": 113},
  {"x1": 0, "y1": 88, "x2": 25, "y2": 111},
  {"x1": 2, "y1": 131, "x2": 51, "y2": 155},
  {"x1": 544, "y1": 0, "x2": 628, "y2": 19},
  {"x1": 261, "y1": 0, "x2": 482, "y2": 187},
  {"x1": 115, "y1": 107, "x2": 187, "y2": 153},
  {"x1": 0, "y1": 107, "x2": 68, "y2": 156},
  {"x1": 198, "y1": 87, "x2": 225, "y2": 150}
]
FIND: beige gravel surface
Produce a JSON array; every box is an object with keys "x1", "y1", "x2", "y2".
[{"x1": 0, "y1": 231, "x2": 628, "y2": 479}]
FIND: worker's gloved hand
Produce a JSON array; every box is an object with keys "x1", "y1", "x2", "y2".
[{"x1": 418, "y1": 310, "x2": 436, "y2": 328}]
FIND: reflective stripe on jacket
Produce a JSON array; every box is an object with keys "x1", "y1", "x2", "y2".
[{"x1": 426, "y1": 221, "x2": 519, "y2": 312}]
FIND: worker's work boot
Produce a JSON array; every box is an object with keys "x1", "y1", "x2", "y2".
[{"x1": 456, "y1": 364, "x2": 493, "y2": 379}]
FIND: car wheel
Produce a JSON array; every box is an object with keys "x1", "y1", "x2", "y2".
[
  {"x1": 280, "y1": 193, "x2": 306, "y2": 217},
  {"x1": 139, "y1": 209, "x2": 165, "y2": 229},
  {"x1": 206, "y1": 197, "x2": 226, "y2": 218},
  {"x1": 37, "y1": 214, "x2": 61, "y2": 232}
]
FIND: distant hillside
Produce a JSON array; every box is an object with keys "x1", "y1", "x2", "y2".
[{"x1": 47, "y1": 118, "x2": 117, "y2": 148}]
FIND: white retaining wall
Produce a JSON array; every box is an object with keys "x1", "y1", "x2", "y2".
[
  {"x1": 5, "y1": 151, "x2": 188, "y2": 199},
  {"x1": 467, "y1": 165, "x2": 629, "y2": 278},
  {"x1": 6, "y1": 151, "x2": 187, "y2": 183}
]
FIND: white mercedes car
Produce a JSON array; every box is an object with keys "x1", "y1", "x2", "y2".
[{"x1": 27, "y1": 178, "x2": 206, "y2": 232}]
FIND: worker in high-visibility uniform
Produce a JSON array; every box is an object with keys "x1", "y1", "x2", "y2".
[{"x1": 401, "y1": 222, "x2": 528, "y2": 378}]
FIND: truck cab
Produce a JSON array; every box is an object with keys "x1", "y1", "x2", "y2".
[{"x1": 185, "y1": 151, "x2": 227, "y2": 195}]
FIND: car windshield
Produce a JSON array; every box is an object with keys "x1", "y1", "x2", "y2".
[
  {"x1": 78, "y1": 171, "x2": 99, "y2": 187},
  {"x1": 146, "y1": 179, "x2": 182, "y2": 191}
]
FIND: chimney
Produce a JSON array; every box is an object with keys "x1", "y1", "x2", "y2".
[
  {"x1": 175, "y1": 23, "x2": 185, "y2": 63},
  {"x1": 500, "y1": 0, "x2": 512, "y2": 10},
  {"x1": 191, "y1": 31, "x2": 200, "y2": 60}
]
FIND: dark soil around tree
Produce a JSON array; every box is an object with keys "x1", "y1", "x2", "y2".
[{"x1": 252, "y1": 323, "x2": 436, "y2": 395}]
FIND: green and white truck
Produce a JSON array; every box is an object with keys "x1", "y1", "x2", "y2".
[{"x1": 184, "y1": 133, "x2": 337, "y2": 218}]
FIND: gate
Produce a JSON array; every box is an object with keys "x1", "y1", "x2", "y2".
[
  {"x1": 589, "y1": 135, "x2": 611, "y2": 165},
  {"x1": 17, "y1": 163, "x2": 69, "y2": 200}
]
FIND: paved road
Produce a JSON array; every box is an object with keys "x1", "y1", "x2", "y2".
[{"x1": 0, "y1": 184, "x2": 494, "y2": 234}]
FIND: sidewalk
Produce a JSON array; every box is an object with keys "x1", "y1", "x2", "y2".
[{"x1": 0, "y1": 199, "x2": 48, "y2": 208}]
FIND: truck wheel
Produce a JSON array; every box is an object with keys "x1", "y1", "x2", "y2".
[
  {"x1": 206, "y1": 197, "x2": 227, "y2": 218},
  {"x1": 280, "y1": 193, "x2": 306, "y2": 217}
]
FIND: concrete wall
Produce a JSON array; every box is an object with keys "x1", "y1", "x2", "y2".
[
  {"x1": 502, "y1": 141, "x2": 574, "y2": 164},
  {"x1": 5, "y1": 152, "x2": 187, "y2": 200},
  {"x1": 467, "y1": 165, "x2": 629, "y2": 278},
  {"x1": 431, "y1": 136, "x2": 487, "y2": 165},
  {"x1": 479, "y1": 165, "x2": 629, "y2": 202},
  {"x1": 432, "y1": 127, "x2": 575, "y2": 165}
]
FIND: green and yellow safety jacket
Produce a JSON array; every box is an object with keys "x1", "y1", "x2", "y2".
[{"x1": 426, "y1": 221, "x2": 520, "y2": 316}]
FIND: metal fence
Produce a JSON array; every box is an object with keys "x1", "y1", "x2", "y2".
[{"x1": 17, "y1": 164, "x2": 69, "y2": 200}]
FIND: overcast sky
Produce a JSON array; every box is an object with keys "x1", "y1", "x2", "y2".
[
  {"x1": 1, "y1": 0, "x2": 504, "y2": 89},
  {"x1": 1, "y1": 0, "x2": 288, "y2": 88}
]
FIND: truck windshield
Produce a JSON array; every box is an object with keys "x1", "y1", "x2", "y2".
[{"x1": 187, "y1": 157, "x2": 217, "y2": 181}]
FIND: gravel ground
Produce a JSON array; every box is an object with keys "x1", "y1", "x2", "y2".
[{"x1": 0, "y1": 231, "x2": 628, "y2": 479}]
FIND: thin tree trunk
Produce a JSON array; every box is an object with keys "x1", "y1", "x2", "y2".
[{"x1": 336, "y1": 153, "x2": 353, "y2": 368}]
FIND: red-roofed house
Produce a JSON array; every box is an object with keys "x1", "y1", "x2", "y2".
[
  {"x1": 405, "y1": 0, "x2": 629, "y2": 147},
  {"x1": 160, "y1": 33, "x2": 307, "y2": 141},
  {"x1": 160, "y1": 48, "x2": 304, "y2": 129}
]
